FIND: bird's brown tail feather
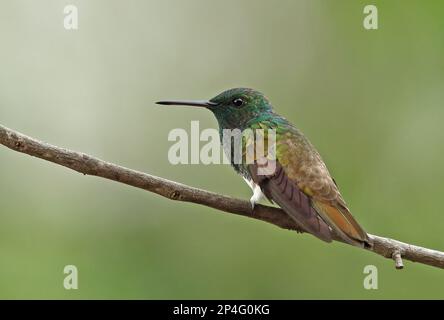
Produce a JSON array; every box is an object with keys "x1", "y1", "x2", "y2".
[{"x1": 312, "y1": 201, "x2": 369, "y2": 247}]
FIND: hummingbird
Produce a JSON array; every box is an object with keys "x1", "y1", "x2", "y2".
[{"x1": 157, "y1": 88, "x2": 370, "y2": 247}]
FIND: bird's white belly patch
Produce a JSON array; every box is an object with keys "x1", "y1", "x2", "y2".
[{"x1": 243, "y1": 177, "x2": 265, "y2": 209}]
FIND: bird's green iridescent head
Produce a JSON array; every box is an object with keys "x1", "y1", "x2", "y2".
[{"x1": 157, "y1": 88, "x2": 274, "y2": 130}]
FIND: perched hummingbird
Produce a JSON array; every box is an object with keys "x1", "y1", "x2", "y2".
[{"x1": 157, "y1": 88, "x2": 369, "y2": 247}]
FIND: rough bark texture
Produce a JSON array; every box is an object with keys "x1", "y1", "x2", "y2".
[{"x1": 1, "y1": 124, "x2": 444, "y2": 269}]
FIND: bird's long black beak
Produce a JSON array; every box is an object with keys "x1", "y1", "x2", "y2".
[{"x1": 156, "y1": 100, "x2": 217, "y2": 108}]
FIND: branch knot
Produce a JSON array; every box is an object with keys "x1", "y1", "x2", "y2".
[{"x1": 170, "y1": 190, "x2": 182, "y2": 200}]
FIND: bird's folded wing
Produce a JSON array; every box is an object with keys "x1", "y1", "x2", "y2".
[
  {"x1": 248, "y1": 160, "x2": 369, "y2": 246},
  {"x1": 243, "y1": 119, "x2": 369, "y2": 246},
  {"x1": 248, "y1": 162, "x2": 333, "y2": 243}
]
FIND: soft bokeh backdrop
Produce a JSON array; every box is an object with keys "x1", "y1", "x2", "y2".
[{"x1": 1, "y1": 0, "x2": 443, "y2": 299}]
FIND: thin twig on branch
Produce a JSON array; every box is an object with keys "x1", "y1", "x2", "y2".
[{"x1": 1, "y1": 124, "x2": 444, "y2": 269}]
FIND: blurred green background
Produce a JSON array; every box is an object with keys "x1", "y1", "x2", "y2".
[{"x1": 1, "y1": 0, "x2": 443, "y2": 299}]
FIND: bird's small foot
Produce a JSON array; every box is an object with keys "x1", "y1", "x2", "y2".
[
  {"x1": 250, "y1": 198, "x2": 256, "y2": 211},
  {"x1": 249, "y1": 184, "x2": 264, "y2": 213}
]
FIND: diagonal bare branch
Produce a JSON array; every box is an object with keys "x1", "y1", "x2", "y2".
[{"x1": 1, "y1": 124, "x2": 444, "y2": 269}]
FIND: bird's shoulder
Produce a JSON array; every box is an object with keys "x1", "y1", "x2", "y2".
[{"x1": 249, "y1": 116, "x2": 347, "y2": 207}]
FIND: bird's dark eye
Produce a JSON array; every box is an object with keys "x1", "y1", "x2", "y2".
[{"x1": 233, "y1": 98, "x2": 244, "y2": 107}]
